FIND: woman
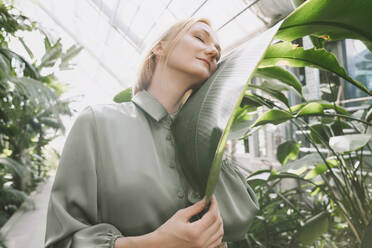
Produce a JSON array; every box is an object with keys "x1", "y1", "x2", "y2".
[{"x1": 45, "y1": 17, "x2": 259, "y2": 248}]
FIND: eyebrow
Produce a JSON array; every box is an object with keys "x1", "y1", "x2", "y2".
[{"x1": 199, "y1": 28, "x2": 221, "y2": 59}]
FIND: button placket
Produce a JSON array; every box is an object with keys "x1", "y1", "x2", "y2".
[
  {"x1": 177, "y1": 190, "x2": 185, "y2": 199},
  {"x1": 187, "y1": 186, "x2": 203, "y2": 203}
]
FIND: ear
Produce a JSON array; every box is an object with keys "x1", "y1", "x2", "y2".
[{"x1": 152, "y1": 41, "x2": 166, "y2": 57}]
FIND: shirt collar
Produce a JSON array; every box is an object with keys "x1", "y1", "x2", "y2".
[{"x1": 131, "y1": 89, "x2": 182, "y2": 122}]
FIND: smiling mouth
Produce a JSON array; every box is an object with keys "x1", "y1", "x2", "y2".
[{"x1": 197, "y1": 58, "x2": 210, "y2": 70}]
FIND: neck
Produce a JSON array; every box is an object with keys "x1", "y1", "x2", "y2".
[{"x1": 147, "y1": 63, "x2": 199, "y2": 115}]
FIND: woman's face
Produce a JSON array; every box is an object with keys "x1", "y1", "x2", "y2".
[{"x1": 163, "y1": 22, "x2": 221, "y2": 86}]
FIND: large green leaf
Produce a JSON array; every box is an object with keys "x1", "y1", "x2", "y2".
[
  {"x1": 254, "y1": 66, "x2": 302, "y2": 95},
  {"x1": 172, "y1": 21, "x2": 283, "y2": 201},
  {"x1": 259, "y1": 42, "x2": 371, "y2": 96},
  {"x1": 329, "y1": 134, "x2": 372, "y2": 153},
  {"x1": 296, "y1": 212, "x2": 329, "y2": 245},
  {"x1": 275, "y1": 0, "x2": 372, "y2": 52}
]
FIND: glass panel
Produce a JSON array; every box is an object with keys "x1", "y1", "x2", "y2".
[{"x1": 344, "y1": 39, "x2": 372, "y2": 104}]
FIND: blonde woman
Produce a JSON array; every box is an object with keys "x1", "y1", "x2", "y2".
[{"x1": 45, "y1": 17, "x2": 258, "y2": 248}]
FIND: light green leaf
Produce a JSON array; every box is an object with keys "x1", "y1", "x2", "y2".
[
  {"x1": 296, "y1": 102, "x2": 324, "y2": 117},
  {"x1": 113, "y1": 87, "x2": 133, "y2": 103},
  {"x1": 329, "y1": 134, "x2": 372, "y2": 153},
  {"x1": 304, "y1": 159, "x2": 339, "y2": 180},
  {"x1": 251, "y1": 109, "x2": 293, "y2": 128}
]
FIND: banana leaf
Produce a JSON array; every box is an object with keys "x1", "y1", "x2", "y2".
[
  {"x1": 275, "y1": 0, "x2": 372, "y2": 53},
  {"x1": 172, "y1": 21, "x2": 283, "y2": 203}
]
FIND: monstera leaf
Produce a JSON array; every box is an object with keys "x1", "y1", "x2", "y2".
[
  {"x1": 275, "y1": 0, "x2": 372, "y2": 53},
  {"x1": 172, "y1": 21, "x2": 283, "y2": 202}
]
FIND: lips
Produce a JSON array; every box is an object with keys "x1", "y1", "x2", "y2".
[{"x1": 197, "y1": 58, "x2": 210, "y2": 70}]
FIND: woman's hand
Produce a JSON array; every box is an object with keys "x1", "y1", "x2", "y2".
[{"x1": 154, "y1": 194, "x2": 224, "y2": 248}]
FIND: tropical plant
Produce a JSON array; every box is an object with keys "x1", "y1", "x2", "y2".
[
  {"x1": 114, "y1": 0, "x2": 372, "y2": 246},
  {"x1": 0, "y1": 1, "x2": 82, "y2": 240}
]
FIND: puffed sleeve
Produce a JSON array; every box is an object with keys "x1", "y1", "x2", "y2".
[
  {"x1": 45, "y1": 106, "x2": 123, "y2": 248},
  {"x1": 214, "y1": 156, "x2": 259, "y2": 242}
]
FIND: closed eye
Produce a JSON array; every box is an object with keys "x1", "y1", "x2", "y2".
[{"x1": 195, "y1": 36, "x2": 204, "y2": 43}]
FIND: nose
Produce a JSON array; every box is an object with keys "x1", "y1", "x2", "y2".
[{"x1": 205, "y1": 45, "x2": 218, "y2": 61}]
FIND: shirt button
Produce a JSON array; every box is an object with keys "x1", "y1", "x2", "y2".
[
  {"x1": 177, "y1": 190, "x2": 185, "y2": 199},
  {"x1": 169, "y1": 162, "x2": 176, "y2": 169},
  {"x1": 166, "y1": 134, "x2": 172, "y2": 141}
]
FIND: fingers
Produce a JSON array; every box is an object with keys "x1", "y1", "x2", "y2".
[
  {"x1": 178, "y1": 196, "x2": 206, "y2": 221},
  {"x1": 193, "y1": 195, "x2": 221, "y2": 230},
  {"x1": 205, "y1": 223, "x2": 224, "y2": 248}
]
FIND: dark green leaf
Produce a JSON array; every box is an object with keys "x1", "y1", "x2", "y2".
[{"x1": 277, "y1": 140, "x2": 300, "y2": 165}]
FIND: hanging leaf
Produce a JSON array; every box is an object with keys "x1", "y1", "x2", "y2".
[
  {"x1": 113, "y1": 87, "x2": 133, "y2": 103},
  {"x1": 329, "y1": 134, "x2": 372, "y2": 153},
  {"x1": 259, "y1": 42, "x2": 371, "y2": 96},
  {"x1": 277, "y1": 140, "x2": 300, "y2": 165},
  {"x1": 247, "y1": 83, "x2": 290, "y2": 108},
  {"x1": 296, "y1": 212, "x2": 329, "y2": 245},
  {"x1": 254, "y1": 66, "x2": 302, "y2": 94},
  {"x1": 296, "y1": 102, "x2": 324, "y2": 117},
  {"x1": 275, "y1": 0, "x2": 372, "y2": 53},
  {"x1": 172, "y1": 21, "x2": 283, "y2": 201},
  {"x1": 241, "y1": 93, "x2": 275, "y2": 109},
  {"x1": 251, "y1": 109, "x2": 293, "y2": 128}
]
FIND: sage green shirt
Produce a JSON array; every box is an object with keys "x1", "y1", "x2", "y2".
[{"x1": 45, "y1": 90, "x2": 259, "y2": 248}]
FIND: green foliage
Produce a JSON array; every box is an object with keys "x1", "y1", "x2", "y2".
[
  {"x1": 277, "y1": 141, "x2": 300, "y2": 165},
  {"x1": 0, "y1": 1, "x2": 81, "y2": 239},
  {"x1": 275, "y1": 0, "x2": 372, "y2": 52},
  {"x1": 113, "y1": 87, "x2": 133, "y2": 103},
  {"x1": 230, "y1": 0, "x2": 372, "y2": 247}
]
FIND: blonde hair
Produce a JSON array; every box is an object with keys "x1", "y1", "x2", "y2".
[{"x1": 133, "y1": 17, "x2": 214, "y2": 105}]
